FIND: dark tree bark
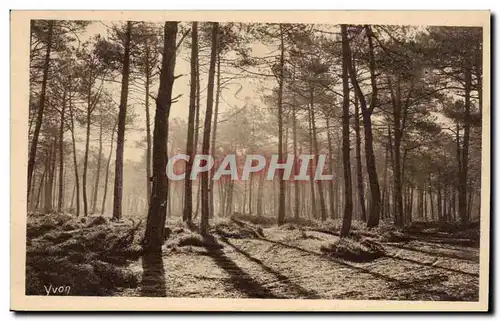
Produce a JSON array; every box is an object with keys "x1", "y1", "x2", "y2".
[
  {"x1": 292, "y1": 99, "x2": 300, "y2": 220},
  {"x1": 353, "y1": 93, "x2": 367, "y2": 222},
  {"x1": 256, "y1": 174, "x2": 264, "y2": 216},
  {"x1": 276, "y1": 25, "x2": 286, "y2": 225},
  {"x1": 307, "y1": 102, "x2": 317, "y2": 218},
  {"x1": 388, "y1": 77, "x2": 405, "y2": 227},
  {"x1": 183, "y1": 21, "x2": 198, "y2": 224},
  {"x1": 200, "y1": 22, "x2": 219, "y2": 235},
  {"x1": 310, "y1": 86, "x2": 327, "y2": 221},
  {"x1": 28, "y1": 20, "x2": 53, "y2": 202},
  {"x1": 82, "y1": 89, "x2": 92, "y2": 217},
  {"x1": 344, "y1": 25, "x2": 381, "y2": 228},
  {"x1": 57, "y1": 89, "x2": 66, "y2": 212},
  {"x1": 101, "y1": 120, "x2": 117, "y2": 215},
  {"x1": 143, "y1": 21, "x2": 179, "y2": 252},
  {"x1": 325, "y1": 115, "x2": 335, "y2": 219},
  {"x1": 144, "y1": 44, "x2": 153, "y2": 204},
  {"x1": 68, "y1": 94, "x2": 80, "y2": 216},
  {"x1": 340, "y1": 25, "x2": 353, "y2": 237},
  {"x1": 91, "y1": 116, "x2": 103, "y2": 214},
  {"x1": 112, "y1": 21, "x2": 132, "y2": 220},
  {"x1": 45, "y1": 136, "x2": 57, "y2": 213},
  {"x1": 459, "y1": 60, "x2": 472, "y2": 223},
  {"x1": 209, "y1": 54, "x2": 221, "y2": 219},
  {"x1": 35, "y1": 167, "x2": 47, "y2": 210}
]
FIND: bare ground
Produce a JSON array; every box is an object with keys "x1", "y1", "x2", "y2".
[{"x1": 118, "y1": 224, "x2": 479, "y2": 301}]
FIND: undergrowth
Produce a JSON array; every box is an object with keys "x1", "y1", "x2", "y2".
[{"x1": 26, "y1": 213, "x2": 143, "y2": 296}]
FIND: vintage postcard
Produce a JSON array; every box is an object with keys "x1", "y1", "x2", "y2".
[{"x1": 10, "y1": 10, "x2": 490, "y2": 311}]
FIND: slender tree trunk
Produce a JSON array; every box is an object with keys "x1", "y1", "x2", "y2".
[
  {"x1": 183, "y1": 22, "x2": 198, "y2": 224},
  {"x1": 145, "y1": 49, "x2": 152, "y2": 204},
  {"x1": 307, "y1": 103, "x2": 317, "y2": 218},
  {"x1": 36, "y1": 167, "x2": 46, "y2": 210},
  {"x1": 459, "y1": 61, "x2": 472, "y2": 223},
  {"x1": 112, "y1": 21, "x2": 132, "y2": 221},
  {"x1": 276, "y1": 25, "x2": 286, "y2": 225},
  {"x1": 57, "y1": 90, "x2": 66, "y2": 212},
  {"x1": 340, "y1": 25, "x2": 353, "y2": 237},
  {"x1": 428, "y1": 174, "x2": 434, "y2": 221},
  {"x1": 69, "y1": 97, "x2": 80, "y2": 217},
  {"x1": 382, "y1": 140, "x2": 389, "y2": 220},
  {"x1": 353, "y1": 94, "x2": 367, "y2": 222},
  {"x1": 200, "y1": 22, "x2": 219, "y2": 235},
  {"x1": 209, "y1": 54, "x2": 221, "y2": 219},
  {"x1": 345, "y1": 25, "x2": 381, "y2": 228},
  {"x1": 143, "y1": 21, "x2": 178, "y2": 252},
  {"x1": 310, "y1": 86, "x2": 327, "y2": 221},
  {"x1": 325, "y1": 116, "x2": 335, "y2": 219},
  {"x1": 28, "y1": 21, "x2": 53, "y2": 201},
  {"x1": 256, "y1": 174, "x2": 264, "y2": 216},
  {"x1": 45, "y1": 137, "x2": 57, "y2": 213},
  {"x1": 292, "y1": 102, "x2": 300, "y2": 220},
  {"x1": 248, "y1": 173, "x2": 253, "y2": 214},
  {"x1": 91, "y1": 117, "x2": 103, "y2": 214},
  {"x1": 101, "y1": 121, "x2": 116, "y2": 215}
]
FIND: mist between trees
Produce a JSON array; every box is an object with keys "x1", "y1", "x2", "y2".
[{"x1": 27, "y1": 20, "x2": 482, "y2": 253}]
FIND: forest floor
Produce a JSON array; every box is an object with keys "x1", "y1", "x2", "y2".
[
  {"x1": 25, "y1": 212, "x2": 480, "y2": 301},
  {"x1": 121, "y1": 215, "x2": 480, "y2": 301}
]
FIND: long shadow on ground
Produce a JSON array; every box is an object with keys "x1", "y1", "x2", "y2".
[
  {"x1": 140, "y1": 252, "x2": 167, "y2": 297},
  {"x1": 384, "y1": 243, "x2": 479, "y2": 262},
  {"x1": 204, "y1": 235, "x2": 284, "y2": 299},
  {"x1": 220, "y1": 236, "x2": 321, "y2": 299},
  {"x1": 258, "y1": 237, "x2": 478, "y2": 301}
]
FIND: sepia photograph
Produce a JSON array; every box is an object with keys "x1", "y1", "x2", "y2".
[{"x1": 10, "y1": 10, "x2": 490, "y2": 311}]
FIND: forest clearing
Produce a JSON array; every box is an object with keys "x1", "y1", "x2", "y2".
[{"x1": 24, "y1": 16, "x2": 485, "y2": 302}]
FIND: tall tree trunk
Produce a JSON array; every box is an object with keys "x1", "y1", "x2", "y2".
[
  {"x1": 292, "y1": 100, "x2": 300, "y2": 220},
  {"x1": 35, "y1": 168, "x2": 47, "y2": 210},
  {"x1": 307, "y1": 102, "x2": 317, "y2": 218},
  {"x1": 28, "y1": 20, "x2": 53, "y2": 201},
  {"x1": 57, "y1": 89, "x2": 66, "y2": 212},
  {"x1": 340, "y1": 25, "x2": 353, "y2": 237},
  {"x1": 354, "y1": 94, "x2": 367, "y2": 222},
  {"x1": 345, "y1": 25, "x2": 381, "y2": 228},
  {"x1": 310, "y1": 86, "x2": 327, "y2": 221},
  {"x1": 112, "y1": 21, "x2": 132, "y2": 221},
  {"x1": 91, "y1": 117, "x2": 103, "y2": 214},
  {"x1": 45, "y1": 137, "x2": 57, "y2": 213},
  {"x1": 382, "y1": 139, "x2": 389, "y2": 220},
  {"x1": 145, "y1": 47, "x2": 152, "y2": 204},
  {"x1": 209, "y1": 54, "x2": 221, "y2": 219},
  {"x1": 200, "y1": 22, "x2": 219, "y2": 234},
  {"x1": 82, "y1": 90, "x2": 92, "y2": 217},
  {"x1": 69, "y1": 96, "x2": 80, "y2": 217},
  {"x1": 248, "y1": 173, "x2": 253, "y2": 214},
  {"x1": 326, "y1": 116, "x2": 335, "y2": 219},
  {"x1": 101, "y1": 120, "x2": 117, "y2": 215},
  {"x1": 276, "y1": 25, "x2": 286, "y2": 226},
  {"x1": 256, "y1": 174, "x2": 264, "y2": 216},
  {"x1": 143, "y1": 21, "x2": 178, "y2": 251},
  {"x1": 459, "y1": 61, "x2": 472, "y2": 223},
  {"x1": 183, "y1": 22, "x2": 198, "y2": 224}
]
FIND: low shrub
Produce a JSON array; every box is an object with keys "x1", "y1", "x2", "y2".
[
  {"x1": 320, "y1": 237, "x2": 386, "y2": 262},
  {"x1": 379, "y1": 230, "x2": 411, "y2": 243},
  {"x1": 213, "y1": 219, "x2": 264, "y2": 239}
]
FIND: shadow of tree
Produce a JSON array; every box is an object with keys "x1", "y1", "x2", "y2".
[
  {"x1": 140, "y1": 252, "x2": 166, "y2": 297},
  {"x1": 204, "y1": 235, "x2": 284, "y2": 299},
  {"x1": 258, "y1": 237, "x2": 477, "y2": 301},
  {"x1": 220, "y1": 236, "x2": 321, "y2": 299},
  {"x1": 385, "y1": 243, "x2": 479, "y2": 262}
]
